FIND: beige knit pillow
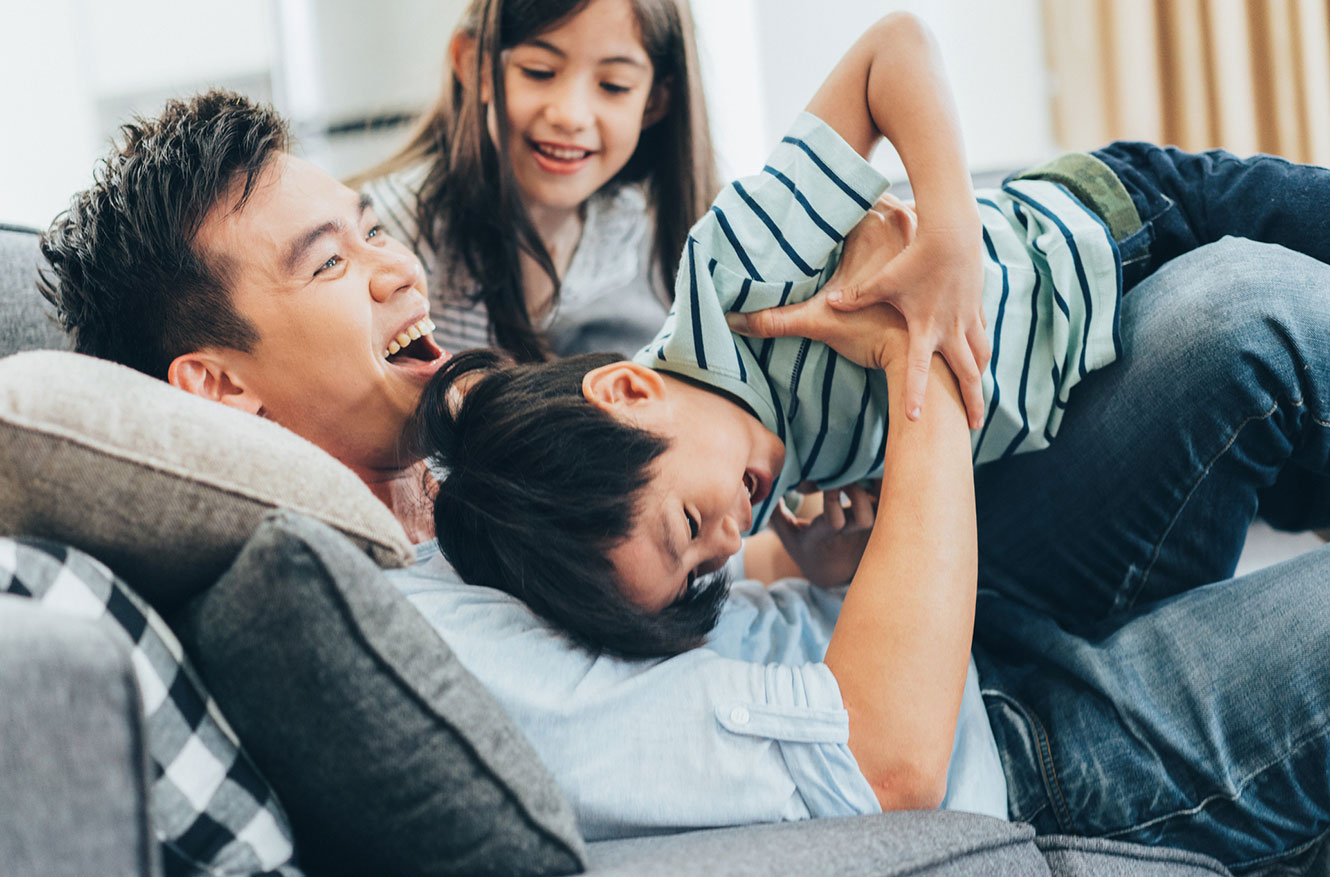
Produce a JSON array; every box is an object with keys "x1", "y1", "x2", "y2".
[{"x1": 0, "y1": 350, "x2": 414, "y2": 611}]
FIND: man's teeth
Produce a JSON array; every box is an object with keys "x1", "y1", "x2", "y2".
[
  {"x1": 383, "y1": 317, "x2": 437, "y2": 359},
  {"x1": 535, "y1": 142, "x2": 591, "y2": 160}
]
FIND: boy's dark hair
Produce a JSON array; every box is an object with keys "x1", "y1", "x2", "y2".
[
  {"x1": 414, "y1": 349, "x2": 729, "y2": 657},
  {"x1": 39, "y1": 90, "x2": 289, "y2": 380}
]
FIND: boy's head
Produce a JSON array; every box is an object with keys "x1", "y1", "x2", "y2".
[
  {"x1": 40, "y1": 90, "x2": 448, "y2": 473},
  {"x1": 416, "y1": 349, "x2": 783, "y2": 656}
]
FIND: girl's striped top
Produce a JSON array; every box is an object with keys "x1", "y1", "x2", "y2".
[{"x1": 634, "y1": 112, "x2": 1123, "y2": 535}]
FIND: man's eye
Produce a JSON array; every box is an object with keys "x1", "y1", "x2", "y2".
[
  {"x1": 314, "y1": 255, "x2": 341, "y2": 276},
  {"x1": 366, "y1": 224, "x2": 383, "y2": 241},
  {"x1": 686, "y1": 510, "x2": 699, "y2": 539},
  {"x1": 520, "y1": 67, "x2": 554, "y2": 81}
]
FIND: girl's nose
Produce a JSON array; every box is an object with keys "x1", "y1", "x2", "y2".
[{"x1": 544, "y1": 82, "x2": 593, "y2": 132}]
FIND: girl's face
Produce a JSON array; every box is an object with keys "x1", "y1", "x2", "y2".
[{"x1": 496, "y1": 0, "x2": 658, "y2": 214}]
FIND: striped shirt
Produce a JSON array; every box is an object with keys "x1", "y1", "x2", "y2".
[
  {"x1": 634, "y1": 112, "x2": 1123, "y2": 535},
  {"x1": 362, "y1": 164, "x2": 670, "y2": 357}
]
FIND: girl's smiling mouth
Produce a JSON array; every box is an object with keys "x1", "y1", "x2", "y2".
[{"x1": 528, "y1": 139, "x2": 595, "y2": 174}]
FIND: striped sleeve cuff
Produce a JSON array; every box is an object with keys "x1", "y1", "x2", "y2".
[{"x1": 767, "y1": 112, "x2": 892, "y2": 237}]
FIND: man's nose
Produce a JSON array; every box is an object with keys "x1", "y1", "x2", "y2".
[{"x1": 368, "y1": 246, "x2": 424, "y2": 302}]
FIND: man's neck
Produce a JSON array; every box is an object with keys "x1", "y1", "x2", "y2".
[{"x1": 357, "y1": 459, "x2": 436, "y2": 544}]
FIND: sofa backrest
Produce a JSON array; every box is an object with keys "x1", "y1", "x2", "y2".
[{"x1": 0, "y1": 224, "x2": 70, "y2": 357}]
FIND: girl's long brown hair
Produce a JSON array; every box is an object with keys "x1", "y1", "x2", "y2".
[{"x1": 359, "y1": 0, "x2": 718, "y2": 361}]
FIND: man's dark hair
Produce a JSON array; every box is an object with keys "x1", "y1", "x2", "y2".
[
  {"x1": 38, "y1": 89, "x2": 289, "y2": 379},
  {"x1": 413, "y1": 349, "x2": 729, "y2": 658}
]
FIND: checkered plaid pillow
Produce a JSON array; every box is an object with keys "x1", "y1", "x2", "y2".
[{"x1": 0, "y1": 537, "x2": 303, "y2": 877}]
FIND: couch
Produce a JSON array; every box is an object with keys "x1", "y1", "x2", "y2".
[{"x1": 0, "y1": 218, "x2": 1302, "y2": 876}]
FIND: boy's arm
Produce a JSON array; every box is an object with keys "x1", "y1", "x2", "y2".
[{"x1": 806, "y1": 12, "x2": 990, "y2": 429}]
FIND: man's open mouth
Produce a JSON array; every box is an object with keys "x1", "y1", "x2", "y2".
[{"x1": 382, "y1": 316, "x2": 444, "y2": 364}]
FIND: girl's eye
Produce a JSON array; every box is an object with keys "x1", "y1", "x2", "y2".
[
  {"x1": 314, "y1": 255, "x2": 342, "y2": 276},
  {"x1": 366, "y1": 224, "x2": 383, "y2": 241},
  {"x1": 600, "y1": 82, "x2": 631, "y2": 95},
  {"x1": 686, "y1": 510, "x2": 699, "y2": 540},
  {"x1": 520, "y1": 67, "x2": 554, "y2": 81}
]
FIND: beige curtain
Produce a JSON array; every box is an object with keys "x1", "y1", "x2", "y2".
[{"x1": 1042, "y1": 0, "x2": 1330, "y2": 163}]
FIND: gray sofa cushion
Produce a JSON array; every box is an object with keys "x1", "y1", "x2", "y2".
[
  {"x1": 0, "y1": 223, "x2": 69, "y2": 356},
  {"x1": 0, "y1": 350, "x2": 413, "y2": 612},
  {"x1": 1, "y1": 538, "x2": 301, "y2": 876},
  {"x1": 584, "y1": 811, "x2": 1045, "y2": 876},
  {"x1": 177, "y1": 510, "x2": 586, "y2": 877},
  {"x1": 1036, "y1": 836, "x2": 1229, "y2": 876},
  {"x1": 0, "y1": 593, "x2": 158, "y2": 877}
]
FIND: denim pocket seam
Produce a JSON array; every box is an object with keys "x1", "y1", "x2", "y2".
[{"x1": 981, "y1": 688, "x2": 1070, "y2": 829}]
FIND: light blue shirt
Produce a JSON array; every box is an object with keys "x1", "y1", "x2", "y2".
[{"x1": 392, "y1": 541, "x2": 1007, "y2": 841}]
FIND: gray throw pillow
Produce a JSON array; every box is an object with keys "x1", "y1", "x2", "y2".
[
  {"x1": 0, "y1": 350, "x2": 413, "y2": 612},
  {"x1": 176, "y1": 510, "x2": 586, "y2": 877}
]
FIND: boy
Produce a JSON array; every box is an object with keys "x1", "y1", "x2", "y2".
[{"x1": 418, "y1": 20, "x2": 1330, "y2": 658}]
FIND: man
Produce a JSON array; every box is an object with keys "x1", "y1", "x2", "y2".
[
  {"x1": 40, "y1": 91, "x2": 445, "y2": 543},
  {"x1": 40, "y1": 88, "x2": 1330, "y2": 870}
]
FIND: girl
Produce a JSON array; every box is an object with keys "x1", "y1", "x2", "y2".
[{"x1": 357, "y1": 0, "x2": 719, "y2": 361}]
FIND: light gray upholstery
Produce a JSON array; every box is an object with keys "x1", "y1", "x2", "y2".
[
  {"x1": 0, "y1": 594, "x2": 160, "y2": 877},
  {"x1": 0, "y1": 224, "x2": 69, "y2": 356}
]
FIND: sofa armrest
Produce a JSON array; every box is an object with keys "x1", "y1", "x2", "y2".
[{"x1": 0, "y1": 594, "x2": 160, "y2": 877}]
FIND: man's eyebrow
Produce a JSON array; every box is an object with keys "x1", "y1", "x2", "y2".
[
  {"x1": 525, "y1": 38, "x2": 647, "y2": 69},
  {"x1": 281, "y1": 194, "x2": 373, "y2": 276}
]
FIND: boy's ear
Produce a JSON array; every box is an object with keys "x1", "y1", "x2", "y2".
[
  {"x1": 167, "y1": 351, "x2": 265, "y2": 416},
  {"x1": 642, "y1": 82, "x2": 670, "y2": 129},
  {"x1": 582, "y1": 361, "x2": 666, "y2": 416},
  {"x1": 450, "y1": 32, "x2": 492, "y2": 102}
]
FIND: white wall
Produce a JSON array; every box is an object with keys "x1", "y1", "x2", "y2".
[
  {"x1": 0, "y1": 0, "x2": 1058, "y2": 228},
  {"x1": 693, "y1": 0, "x2": 1057, "y2": 185}
]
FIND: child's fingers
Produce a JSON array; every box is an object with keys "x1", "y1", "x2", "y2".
[
  {"x1": 967, "y1": 321, "x2": 992, "y2": 374},
  {"x1": 825, "y1": 280, "x2": 876, "y2": 311},
  {"x1": 821, "y1": 489, "x2": 847, "y2": 530},
  {"x1": 941, "y1": 336, "x2": 986, "y2": 430},
  {"x1": 901, "y1": 331, "x2": 935, "y2": 420},
  {"x1": 772, "y1": 497, "x2": 802, "y2": 534},
  {"x1": 844, "y1": 485, "x2": 876, "y2": 530},
  {"x1": 726, "y1": 298, "x2": 820, "y2": 340}
]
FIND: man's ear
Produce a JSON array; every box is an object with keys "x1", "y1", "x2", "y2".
[
  {"x1": 582, "y1": 361, "x2": 666, "y2": 417},
  {"x1": 642, "y1": 82, "x2": 671, "y2": 129},
  {"x1": 167, "y1": 351, "x2": 264, "y2": 416},
  {"x1": 450, "y1": 32, "x2": 491, "y2": 102}
]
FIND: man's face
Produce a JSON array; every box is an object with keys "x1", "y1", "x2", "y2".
[{"x1": 194, "y1": 154, "x2": 448, "y2": 474}]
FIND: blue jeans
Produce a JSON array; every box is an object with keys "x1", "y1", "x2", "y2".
[
  {"x1": 971, "y1": 238, "x2": 1330, "y2": 872},
  {"x1": 1092, "y1": 140, "x2": 1330, "y2": 293}
]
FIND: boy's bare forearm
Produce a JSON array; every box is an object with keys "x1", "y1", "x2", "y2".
[
  {"x1": 804, "y1": 12, "x2": 979, "y2": 233},
  {"x1": 823, "y1": 351, "x2": 977, "y2": 810}
]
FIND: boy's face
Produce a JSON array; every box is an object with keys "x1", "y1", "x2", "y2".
[
  {"x1": 191, "y1": 154, "x2": 448, "y2": 474},
  {"x1": 589, "y1": 365, "x2": 785, "y2": 611}
]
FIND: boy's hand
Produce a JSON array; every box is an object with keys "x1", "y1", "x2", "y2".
[
  {"x1": 823, "y1": 193, "x2": 990, "y2": 428},
  {"x1": 769, "y1": 486, "x2": 876, "y2": 589}
]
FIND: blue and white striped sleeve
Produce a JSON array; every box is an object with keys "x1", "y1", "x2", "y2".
[{"x1": 635, "y1": 112, "x2": 890, "y2": 439}]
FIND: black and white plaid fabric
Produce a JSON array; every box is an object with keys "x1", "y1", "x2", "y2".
[{"x1": 0, "y1": 537, "x2": 304, "y2": 877}]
